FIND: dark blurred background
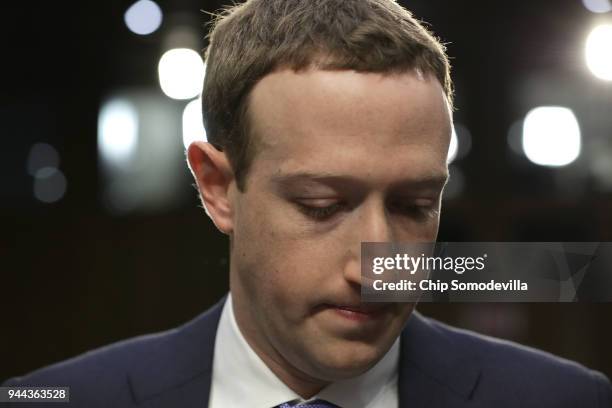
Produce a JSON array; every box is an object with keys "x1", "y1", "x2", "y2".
[{"x1": 1, "y1": 0, "x2": 611, "y2": 382}]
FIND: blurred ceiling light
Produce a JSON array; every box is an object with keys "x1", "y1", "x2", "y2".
[
  {"x1": 447, "y1": 127, "x2": 459, "y2": 163},
  {"x1": 447, "y1": 123, "x2": 472, "y2": 164},
  {"x1": 182, "y1": 97, "x2": 207, "y2": 149},
  {"x1": 522, "y1": 107, "x2": 581, "y2": 167},
  {"x1": 27, "y1": 142, "x2": 60, "y2": 176},
  {"x1": 582, "y1": 0, "x2": 612, "y2": 13},
  {"x1": 158, "y1": 49, "x2": 205, "y2": 100},
  {"x1": 98, "y1": 91, "x2": 187, "y2": 215},
  {"x1": 124, "y1": 0, "x2": 163, "y2": 35},
  {"x1": 34, "y1": 167, "x2": 67, "y2": 203},
  {"x1": 98, "y1": 99, "x2": 139, "y2": 168},
  {"x1": 586, "y1": 24, "x2": 612, "y2": 81}
]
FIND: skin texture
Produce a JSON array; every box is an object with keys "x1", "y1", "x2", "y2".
[{"x1": 188, "y1": 68, "x2": 451, "y2": 398}]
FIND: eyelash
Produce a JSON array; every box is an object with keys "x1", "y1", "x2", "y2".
[
  {"x1": 389, "y1": 202, "x2": 437, "y2": 220},
  {"x1": 298, "y1": 202, "x2": 344, "y2": 220}
]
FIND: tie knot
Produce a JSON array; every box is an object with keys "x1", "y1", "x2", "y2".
[{"x1": 276, "y1": 399, "x2": 340, "y2": 408}]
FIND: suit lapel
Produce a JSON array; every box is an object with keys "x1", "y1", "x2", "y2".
[{"x1": 398, "y1": 312, "x2": 481, "y2": 408}]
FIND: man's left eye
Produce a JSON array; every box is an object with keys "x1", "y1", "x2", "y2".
[{"x1": 389, "y1": 201, "x2": 437, "y2": 220}]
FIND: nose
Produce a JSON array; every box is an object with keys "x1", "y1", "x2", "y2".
[
  {"x1": 343, "y1": 198, "x2": 393, "y2": 287},
  {"x1": 359, "y1": 198, "x2": 394, "y2": 243}
]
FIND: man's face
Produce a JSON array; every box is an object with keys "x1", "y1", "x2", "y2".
[{"x1": 227, "y1": 68, "x2": 451, "y2": 384}]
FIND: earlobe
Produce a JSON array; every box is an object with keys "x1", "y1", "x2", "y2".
[{"x1": 186, "y1": 142, "x2": 235, "y2": 234}]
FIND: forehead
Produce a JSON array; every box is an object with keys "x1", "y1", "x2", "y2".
[{"x1": 246, "y1": 68, "x2": 451, "y2": 187}]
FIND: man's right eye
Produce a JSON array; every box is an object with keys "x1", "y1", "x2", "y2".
[{"x1": 296, "y1": 202, "x2": 344, "y2": 220}]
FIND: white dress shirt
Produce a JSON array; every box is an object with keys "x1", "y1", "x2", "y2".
[{"x1": 209, "y1": 294, "x2": 399, "y2": 408}]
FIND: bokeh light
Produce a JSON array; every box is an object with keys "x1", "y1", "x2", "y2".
[
  {"x1": 182, "y1": 97, "x2": 207, "y2": 149},
  {"x1": 447, "y1": 127, "x2": 458, "y2": 163},
  {"x1": 98, "y1": 99, "x2": 139, "y2": 167},
  {"x1": 447, "y1": 123, "x2": 472, "y2": 164},
  {"x1": 582, "y1": 0, "x2": 612, "y2": 13},
  {"x1": 27, "y1": 143, "x2": 60, "y2": 176},
  {"x1": 33, "y1": 167, "x2": 67, "y2": 203},
  {"x1": 124, "y1": 0, "x2": 163, "y2": 35},
  {"x1": 158, "y1": 49, "x2": 205, "y2": 100},
  {"x1": 522, "y1": 107, "x2": 581, "y2": 167},
  {"x1": 586, "y1": 24, "x2": 612, "y2": 81}
]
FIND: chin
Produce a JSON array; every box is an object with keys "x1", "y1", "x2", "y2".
[{"x1": 309, "y1": 341, "x2": 387, "y2": 381}]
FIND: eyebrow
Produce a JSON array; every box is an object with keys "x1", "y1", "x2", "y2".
[{"x1": 271, "y1": 171, "x2": 449, "y2": 191}]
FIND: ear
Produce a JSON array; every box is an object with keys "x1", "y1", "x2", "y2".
[{"x1": 187, "y1": 142, "x2": 234, "y2": 234}]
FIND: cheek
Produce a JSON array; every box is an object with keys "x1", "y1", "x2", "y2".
[
  {"x1": 394, "y1": 220, "x2": 440, "y2": 242},
  {"x1": 262, "y1": 240, "x2": 336, "y2": 304},
  {"x1": 233, "y1": 200, "x2": 335, "y2": 304}
]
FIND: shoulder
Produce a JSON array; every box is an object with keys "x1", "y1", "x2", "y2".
[
  {"x1": 411, "y1": 314, "x2": 612, "y2": 407},
  {"x1": 2, "y1": 297, "x2": 226, "y2": 407},
  {"x1": 1, "y1": 330, "x2": 173, "y2": 406}
]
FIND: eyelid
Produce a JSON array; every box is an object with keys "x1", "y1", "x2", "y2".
[
  {"x1": 392, "y1": 196, "x2": 437, "y2": 205},
  {"x1": 296, "y1": 201, "x2": 344, "y2": 221},
  {"x1": 388, "y1": 197, "x2": 439, "y2": 217},
  {"x1": 295, "y1": 197, "x2": 342, "y2": 207}
]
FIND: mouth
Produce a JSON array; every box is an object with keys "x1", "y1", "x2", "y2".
[{"x1": 325, "y1": 303, "x2": 390, "y2": 322}]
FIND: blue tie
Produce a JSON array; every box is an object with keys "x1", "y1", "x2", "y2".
[{"x1": 276, "y1": 399, "x2": 340, "y2": 408}]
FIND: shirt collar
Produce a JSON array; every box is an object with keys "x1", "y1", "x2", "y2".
[{"x1": 210, "y1": 293, "x2": 399, "y2": 408}]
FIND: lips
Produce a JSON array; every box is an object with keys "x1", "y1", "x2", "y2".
[
  {"x1": 334, "y1": 304, "x2": 387, "y2": 314},
  {"x1": 326, "y1": 303, "x2": 390, "y2": 322}
]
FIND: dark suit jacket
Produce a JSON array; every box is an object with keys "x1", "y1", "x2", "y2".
[{"x1": 3, "y1": 296, "x2": 612, "y2": 407}]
